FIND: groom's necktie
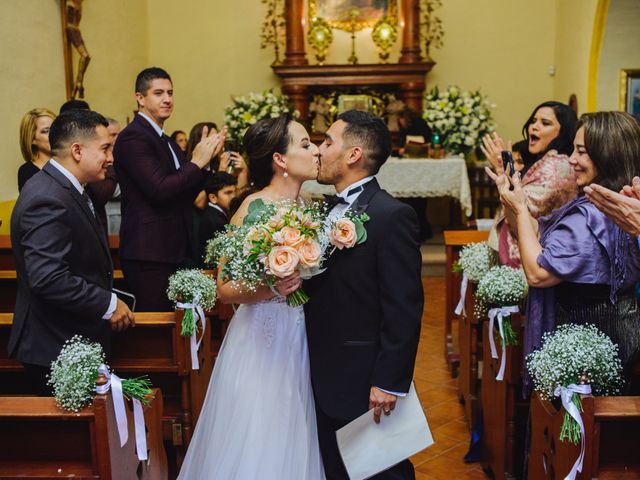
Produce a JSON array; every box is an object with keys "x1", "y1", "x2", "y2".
[
  {"x1": 323, "y1": 194, "x2": 348, "y2": 209},
  {"x1": 161, "y1": 133, "x2": 181, "y2": 170},
  {"x1": 324, "y1": 184, "x2": 368, "y2": 209},
  {"x1": 82, "y1": 190, "x2": 96, "y2": 217}
]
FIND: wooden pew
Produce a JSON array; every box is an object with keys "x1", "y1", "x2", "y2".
[
  {"x1": 0, "y1": 311, "x2": 213, "y2": 455},
  {"x1": 0, "y1": 269, "x2": 126, "y2": 313},
  {"x1": 457, "y1": 280, "x2": 483, "y2": 429},
  {"x1": 0, "y1": 234, "x2": 120, "y2": 271},
  {"x1": 444, "y1": 229, "x2": 489, "y2": 376},
  {"x1": 480, "y1": 313, "x2": 529, "y2": 480},
  {"x1": 0, "y1": 386, "x2": 167, "y2": 479},
  {"x1": 0, "y1": 235, "x2": 12, "y2": 269},
  {"x1": 529, "y1": 392, "x2": 640, "y2": 479}
]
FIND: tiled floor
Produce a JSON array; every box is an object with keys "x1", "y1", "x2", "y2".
[{"x1": 411, "y1": 277, "x2": 488, "y2": 480}]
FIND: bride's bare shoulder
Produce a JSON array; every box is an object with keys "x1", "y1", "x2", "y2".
[{"x1": 230, "y1": 192, "x2": 269, "y2": 226}]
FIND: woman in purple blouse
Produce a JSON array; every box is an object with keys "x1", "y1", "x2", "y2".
[{"x1": 488, "y1": 111, "x2": 640, "y2": 390}]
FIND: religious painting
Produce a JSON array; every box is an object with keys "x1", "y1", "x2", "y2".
[
  {"x1": 309, "y1": 0, "x2": 398, "y2": 31},
  {"x1": 337, "y1": 94, "x2": 373, "y2": 113},
  {"x1": 620, "y1": 69, "x2": 640, "y2": 116}
]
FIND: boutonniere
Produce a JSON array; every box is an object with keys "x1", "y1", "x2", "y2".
[{"x1": 329, "y1": 213, "x2": 370, "y2": 250}]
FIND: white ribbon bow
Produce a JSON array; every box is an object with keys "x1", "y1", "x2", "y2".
[
  {"x1": 554, "y1": 384, "x2": 592, "y2": 480},
  {"x1": 96, "y1": 364, "x2": 148, "y2": 461},
  {"x1": 487, "y1": 305, "x2": 519, "y2": 381},
  {"x1": 176, "y1": 302, "x2": 207, "y2": 370},
  {"x1": 454, "y1": 273, "x2": 469, "y2": 316}
]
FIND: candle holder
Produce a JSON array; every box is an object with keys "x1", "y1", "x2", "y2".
[
  {"x1": 371, "y1": 16, "x2": 397, "y2": 63},
  {"x1": 347, "y1": 8, "x2": 360, "y2": 65},
  {"x1": 307, "y1": 16, "x2": 333, "y2": 65}
]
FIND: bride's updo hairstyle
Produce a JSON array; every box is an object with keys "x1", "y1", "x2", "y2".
[{"x1": 243, "y1": 113, "x2": 293, "y2": 189}]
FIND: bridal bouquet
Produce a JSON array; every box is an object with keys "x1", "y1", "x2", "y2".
[
  {"x1": 423, "y1": 85, "x2": 495, "y2": 156},
  {"x1": 167, "y1": 269, "x2": 217, "y2": 337},
  {"x1": 206, "y1": 199, "x2": 369, "y2": 307},
  {"x1": 527, "y1": 324, "x2": 623, "y2": 445},
  {"x1": 224, "y1": 90, "x2": 297, "y2": 146},
  {"x1": 208, "y1": 199, "x2": 326, "y2": 307},
  {"x1": 48, "y1": 335, "x2": 153, "y2": 413}
]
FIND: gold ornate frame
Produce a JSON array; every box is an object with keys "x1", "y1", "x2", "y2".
[
  {"x1": 619, "y1": 69, "x2": 640, "y2": 114},
  {"x1": 308, "y1": 0, "x2": 398, "y2": 32}
]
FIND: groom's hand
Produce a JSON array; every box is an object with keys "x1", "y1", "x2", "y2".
[{"x1": 369, "y1": 387, "x2": 397, "y2": 424}]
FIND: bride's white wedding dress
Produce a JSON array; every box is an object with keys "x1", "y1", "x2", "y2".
[{"x1": 178, "y1": 297, "x2": 325, "y2": 479}]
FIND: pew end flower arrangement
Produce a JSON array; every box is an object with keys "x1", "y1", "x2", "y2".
[
  {"x1": 206, "y1": 199, "x2": 369, "y2": 307},
  {"x1": 167, "y1": 269, "x2": 217, "y2": 337},
  {"x1": 453, "y1": 241, "x2": 497, "y2": 316},
  {"x1": 453, "y1": 241, "x2": 497, "y2": 282},
  {"x1": 527, "y1": 324, "x2": 623, "y2": 445},
  {"x1": 48, "y1": 335, "x2": 153, "y2": 413}
]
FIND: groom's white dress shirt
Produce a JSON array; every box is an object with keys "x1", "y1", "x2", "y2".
[{"x1": 328, "y1": 175, "x2": 407, "y2": 398}]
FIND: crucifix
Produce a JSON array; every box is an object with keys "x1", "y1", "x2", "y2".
[{"x1": 61, "y1": 0, "x2": 91, "y2": 99}]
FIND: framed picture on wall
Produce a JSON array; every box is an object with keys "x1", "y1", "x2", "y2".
[
  {"x1": 338, "y1": 94, "x2": 373, "y2": 113},
  {"x1": 308, "y1": 0, "x2": 398, "y2": 31},
  {"x1": 619, "y1": 69, "x2": 640, "y2": 116}
]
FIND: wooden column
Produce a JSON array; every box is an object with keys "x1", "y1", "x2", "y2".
[
  {"x1": 283, "y1": 0, "x2": 308, "y2": 66},
  {"x1": 399, "y1": 0, "x2": 422, "y2": 64},
  {"x1": 282, "y1": 84, "x2": 310, "y2": 124},
  {"x1": 399, "y1": 81, "x2": 425, "y2": 112}
]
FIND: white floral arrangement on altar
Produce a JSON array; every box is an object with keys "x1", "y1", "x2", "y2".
[
  {"x1": 527, "y1": 324, "x2": 623, "y2": 444},
  {"x1": 423, "y1": 85, "x2": 495, "y2": 156},
  {"x1": 224, "y1": 90, "x2": 298, "y2": 146},
  {"x1": 453, "y1": 241, "x2": 497, "y2": 283}
]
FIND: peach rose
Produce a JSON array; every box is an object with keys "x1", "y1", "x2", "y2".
[
  {"x1": 267, "y1": 246, "x2": 300, "y2": 278},
  {"x1": 297, "y1": 239, "x2": 322, "y2": 268},
  {"x1": 280, "y1": 226, "x2": 304, "y2": 247},
  {"x1": 330, "y1": 218, "x2": 357, "y2": 250}
]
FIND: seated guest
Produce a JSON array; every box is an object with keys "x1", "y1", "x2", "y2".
[
  {"x1": 171, "y1": 130, "x2": 188, "y2": 152},
  {"x1": 490, "y1": 111, "x2": 640, "y2": 389},
  {"x1": 482, "y1": 101, "x2": 578, "y2": 267},
  {"x1": 18, "y1": 108, "x2": 57, "y2": 191},
  {"x1": 196, "y1": 172, "x2": 237, "y2": 266},
  {"x1": 397, "y1": 107, "x2": 433, "y2": 149},
  {"x1": 10, "y1": 109, "x2": 134, "y2": 395},
  {"x1": 106, "y1": 117, "x2": 121, "y2": 143}
]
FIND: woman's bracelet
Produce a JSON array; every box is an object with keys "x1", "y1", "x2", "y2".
[{"x1": 269, "y1": 284, "x2": 285, "y2": 298}]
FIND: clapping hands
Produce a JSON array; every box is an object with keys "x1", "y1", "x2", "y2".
[
  {"x1": 485, "y1": 167, "x2": 528, "y2": 217},
  {"x1": 585, "y1": 177, "x2": 640, "y2": 236},
  {"x1": 191, "y1": 125, "x2": 228, "y2": 169},
  {"x1": 480, "y1": 132, "x2": 512, "y2": 175}
]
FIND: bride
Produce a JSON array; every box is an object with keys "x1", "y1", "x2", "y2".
[{"x1": 178, "y1": 114, "x2": 326, "y2": 479}]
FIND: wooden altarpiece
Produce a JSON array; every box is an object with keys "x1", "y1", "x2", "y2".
[{"x1": 272, "y1": 0, "x2": 434, "y2": 124}]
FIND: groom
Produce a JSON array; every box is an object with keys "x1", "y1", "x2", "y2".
[{"x1": 305, "y1": 110, "x2": 424, "y2": 479}]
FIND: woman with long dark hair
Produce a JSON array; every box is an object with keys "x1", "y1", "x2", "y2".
[
  {"x1": 482, "y1": 101, "x2": 578, "y2": 267},
  {"x1": 178, "y1": 114, "x2": 325, "y2": 479}
]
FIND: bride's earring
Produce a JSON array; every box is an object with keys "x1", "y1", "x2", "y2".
[{"x1": 283, "y1": 168, "x2": 289, "y2": 178}]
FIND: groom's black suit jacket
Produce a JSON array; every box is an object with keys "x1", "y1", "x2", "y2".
[{"x1": 305, "y1": 179, "x2": 424, "y2": 420}]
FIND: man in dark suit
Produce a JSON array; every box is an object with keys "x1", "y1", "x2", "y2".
[
  {"x1": 114, "y1": 67, "x2": 225, "y2": 310},
  {"x1": 10, "y1": 109, "x2": 134, "y2": 395},
  {"x1": 305, "y1": 110, "x2": 424, "y2": 479},
  {"x1": 195, "y1": 172, "x2": 237, "y2": 266}
]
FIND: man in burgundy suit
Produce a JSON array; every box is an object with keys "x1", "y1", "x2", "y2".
[{"x1": 113, "y1": 67, "x2": 225, "y2": 310}]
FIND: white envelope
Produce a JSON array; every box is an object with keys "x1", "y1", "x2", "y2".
[{"x1": 336, "y1": 382, "x2": 434, "y2": 480}]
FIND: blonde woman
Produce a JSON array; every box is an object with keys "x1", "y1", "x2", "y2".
[{"x1": 18, "y1": 108, "x2": 56, "y2": 191}]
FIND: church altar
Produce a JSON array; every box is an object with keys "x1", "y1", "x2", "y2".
[{"x1": 302, "y1": 157, "x2": 473, "y2": 217}]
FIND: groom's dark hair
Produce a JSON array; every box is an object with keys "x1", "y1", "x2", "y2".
[{"x1": 338, "y1": 109, "x2": 391, "y2": 174}]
